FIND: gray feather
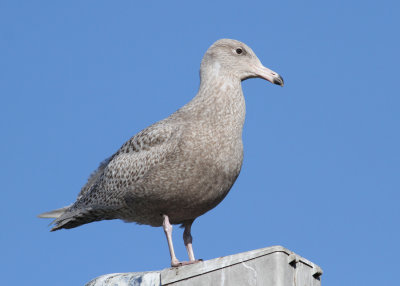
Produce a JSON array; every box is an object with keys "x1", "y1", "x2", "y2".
[{"x1": 37, "y1": 205, "x2": 71, "y2": 218}]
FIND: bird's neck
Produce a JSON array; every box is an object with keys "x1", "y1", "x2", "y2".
[{"x1": 181, "y1": 75, "x2": 246, "y2": 135}]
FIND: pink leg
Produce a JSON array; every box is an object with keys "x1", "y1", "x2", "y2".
[
  {"x1": 162, "y1": 214, "x2": 180, "y2": 267},
  {"x1": 162, "y1": 215, "x2": 202, "y2": 267},
  {"x1": 183, "y1": 220, "x2": 202, "y2": 265},
  {"x1": 183, "y1": 221, "x2": 196, "y2": 261}
]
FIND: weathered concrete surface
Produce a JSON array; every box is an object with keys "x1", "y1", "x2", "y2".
[
  {"x1": 86, "y1": 272, "x2": 160, "y2": 286},
  {"x1": 86, "y1": 245, "x2": 323, "y2": 286}
]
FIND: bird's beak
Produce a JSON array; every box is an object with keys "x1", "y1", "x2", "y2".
[{"x1": 253, "y1": 64, "x2": 284, "y2": 86}]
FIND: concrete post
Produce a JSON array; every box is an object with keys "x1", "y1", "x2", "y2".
[{"x1": 86, "y1": 245, "x2": 323, "y2": 286}]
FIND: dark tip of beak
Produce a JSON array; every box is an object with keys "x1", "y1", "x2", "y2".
[{"x1": 273, "y1": 75, "x2": 284, "y2": 86}]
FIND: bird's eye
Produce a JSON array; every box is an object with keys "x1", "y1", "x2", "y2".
[{"x1": 235, "y1": 48, "x2": 243, "y2": 55}]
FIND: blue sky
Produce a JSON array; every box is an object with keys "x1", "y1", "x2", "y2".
[{"x1": 1, "y1": 1, "x2": 399, "y2": 285}]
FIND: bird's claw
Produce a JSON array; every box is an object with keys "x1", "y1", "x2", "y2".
[{"x1": 171, "y1": 259, "x2": 202, "y2": 267}]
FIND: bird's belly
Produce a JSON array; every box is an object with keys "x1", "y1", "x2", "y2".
[{"x1": 122, "y1": 146, "x2": 243, "y2": 226}]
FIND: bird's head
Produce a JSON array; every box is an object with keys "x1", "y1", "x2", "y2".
[{"x1": 201, "y1": 39, "x2": 284, "y2": 86}]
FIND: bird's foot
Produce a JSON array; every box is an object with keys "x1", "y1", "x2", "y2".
[{"x1": 171, "y1": 259, "x2": 203, "y2": 267}]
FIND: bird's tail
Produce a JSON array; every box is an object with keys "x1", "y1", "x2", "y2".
[
  {"x1": 39, "y1": 205, "x2": 119, "y2": 231},
  {"x1": 37, "y1": 205, "x2": 71, "y2": 219}
]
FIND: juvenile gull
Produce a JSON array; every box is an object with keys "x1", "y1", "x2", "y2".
[{"x1": 39, "y1": 39, "x2": 284, "y2": 267}]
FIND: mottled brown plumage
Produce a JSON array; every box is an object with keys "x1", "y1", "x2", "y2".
[{"x1": 39, "y1": 39, "x2": 283, "y2": 266}]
